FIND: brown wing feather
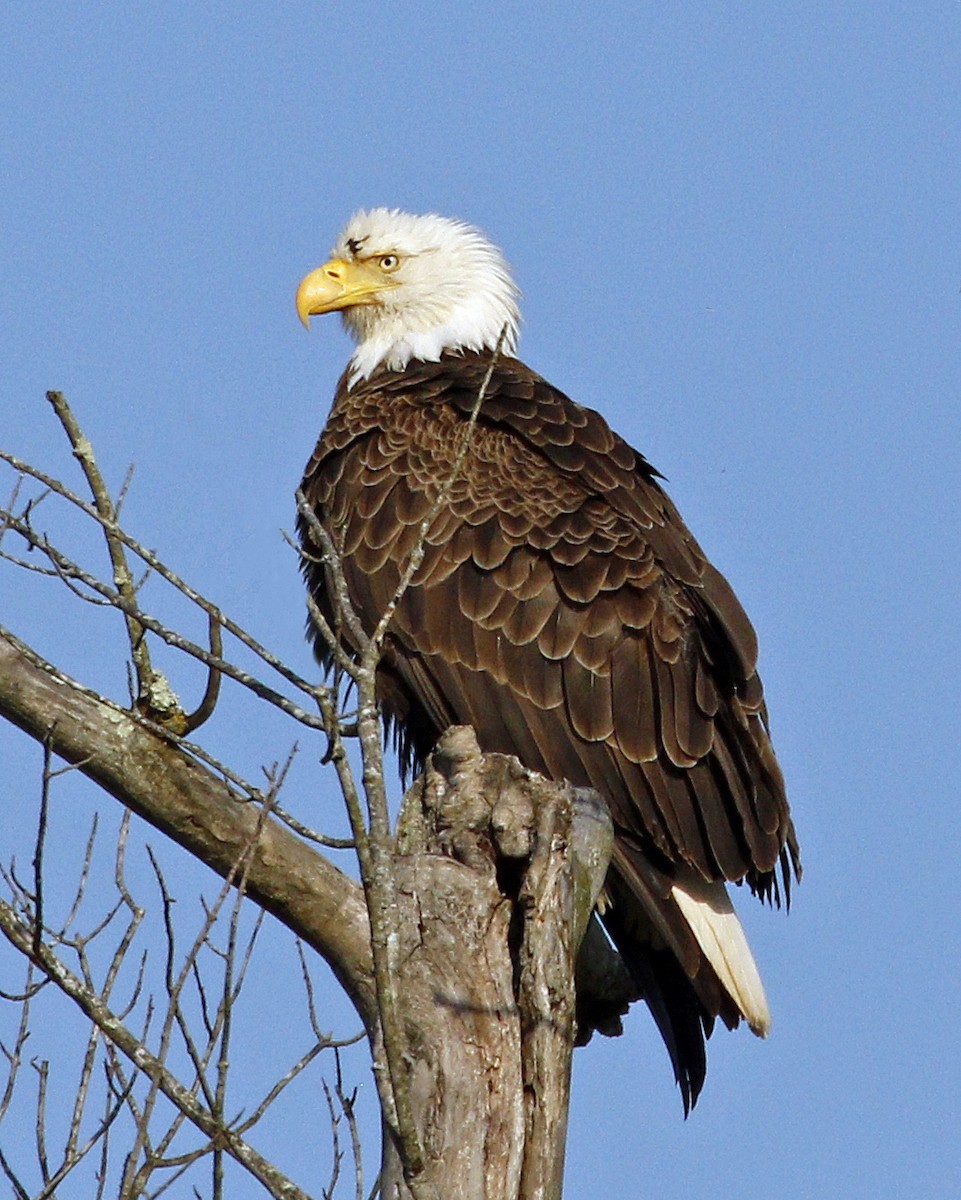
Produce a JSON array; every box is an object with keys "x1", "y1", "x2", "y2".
[{"x1": 298, "y1": 350, "x2": 800, "y2": 1107}]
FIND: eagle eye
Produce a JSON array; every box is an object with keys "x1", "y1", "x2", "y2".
[{"x1": 378, "y1": 254, "x2": 400, "y2": 272}]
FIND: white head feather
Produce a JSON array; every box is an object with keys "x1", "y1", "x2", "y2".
[{"x1": 330, "y1": 209, "x2": 521, "y2": 385}]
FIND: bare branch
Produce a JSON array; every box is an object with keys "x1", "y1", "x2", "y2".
[
  {"x1": 32, "y1": 734, "x2": 53, "y2": 957},
  {"x1": 0, "y1": 1144, "x2": 30, "y2": 1200},
  {"x1": 334, "y1": 1050, "x2": 365, "y2": 1200},
  {"x1": 182, "y1": 612, "x2": 223, "y2": 734},
  {"x1": 292, "y1": 498, "x2": 370, "y2": 666},
  {"x1": 0, "y1": 898, "x2": 314, "y2": 1200},
  {"x1": 321, "y1": 1076, "x2": 344, "y2": 1200},
  {"x1": 0, "y1": 446, "x2": 329, "y2": 710},
  {"x1": 0, "y1": 963, "x2": 33, "y2": 1122},
  {"x1": 0, "y1": 509, "x2": 330, "y2": 732},
  {"x1": 32, "y1": 1057, "x2": 51, "y2": 1185},
  {"x1": 233, "y1": 1040, "x2": 328, "y2": 1138},
  {"x1": 58, "y1": 812, "x2": 100, "y2": 934},
  {"x1": 45, "y1": 390, "x2": 156, "y2": 706},
  {"x1": 0, "y1": 627, "x2": 376, "y2": 1028}
]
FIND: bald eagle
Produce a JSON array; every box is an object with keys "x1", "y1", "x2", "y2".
[{"x1": 296, "y1": 209, "x2": 800, "y2": 1110}]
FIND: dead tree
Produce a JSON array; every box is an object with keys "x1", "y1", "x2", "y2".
[{"x1": 0, "y1": 392, "x2": 627, "y2": 1199}]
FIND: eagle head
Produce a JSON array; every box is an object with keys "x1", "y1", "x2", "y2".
[{"x1": 296, "y1": 209, "x2": 520, "y2": 384}]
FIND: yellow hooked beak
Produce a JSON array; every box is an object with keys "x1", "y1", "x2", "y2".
[{"x1": 295, "y1": 258, "x2": 397, "y2": 329}]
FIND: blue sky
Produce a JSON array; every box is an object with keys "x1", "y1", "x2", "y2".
[{"x1": 2, "y1": 4, "x2": 960, "y2": 1197}]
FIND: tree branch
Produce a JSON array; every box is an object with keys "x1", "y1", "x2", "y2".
[
  {"x1": 0, "y1": 625, "x2": 375, "y2": 1030},
  {"x1": 44, "y1": 391, "x2": 156, "y2": 709},
  {"x1": 0, "y1": 897, "x2": 311, "y2": 1200}
]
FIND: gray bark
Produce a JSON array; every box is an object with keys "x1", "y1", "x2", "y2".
[{"x1": 384, "y1": 728, "x2": 612, "y2": 1200}]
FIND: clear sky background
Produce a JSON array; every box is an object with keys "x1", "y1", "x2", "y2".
[{"x1": 2, "y1": 4, "x2": 960, "y2": 1198}]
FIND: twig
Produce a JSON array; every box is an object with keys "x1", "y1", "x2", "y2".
[
  {"x1": 0, "y1": 898, "x2": 313, "y2": 1200},
  {"x1": 58, "y1": 812, "x2": 99, "y2": 934},
  {"x1": 32, "y1": 735, "x2": 54, "y2": 958},
  {"x1": 0, "y1": 474, "x2": 25, "y2": 550},
  {"x1": 0, "y1": 447, "x2": 328, "y2": 706},
  {"x1": 0, "y1": 966, "x2": 33, "y2": 1122},
  {"x1": 321, "y1": 1076, "x2": 344, "y2": 1200},
  {"x1": 293, "y1": 499, "x2": 371, "y2": 663},
  {"x1": 0, "y1": 1144, "x2": 30, "y2": 1200},
  {"x1": 32, "y1": 1058, "x2": 51, "y2": 1185},
  {"x1": 45, "y1": 391, "x2": 154, "y2": 704},
  {"x1": 182, "y1": 612, "x2": 223, "y2": 733},
  {"x1": 334, "y1": 1049, "x2": 365, "y2": 1200},
  {"x1": 0, "y1": 508, "x2": 330, "y2": 731}
]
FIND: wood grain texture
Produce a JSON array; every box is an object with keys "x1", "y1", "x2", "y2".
[{"x1": 384, "y1": 727, "x2": 610, "y2": 1200}]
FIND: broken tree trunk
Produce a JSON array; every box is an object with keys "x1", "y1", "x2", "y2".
[{"x1": 378, "y1": 726, "x2": 614, "y2": 1200}]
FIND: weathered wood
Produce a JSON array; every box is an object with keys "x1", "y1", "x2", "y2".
[
  {"x1": 515, "y1": 783, "x2": 613, "y2": 1200},
  {"x1": 384, "y1": 728, "x2": 612, "y2": 1199}
]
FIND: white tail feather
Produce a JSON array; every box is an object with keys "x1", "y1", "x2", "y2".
[{"x1": 671, "y1": 879, "x2": 771, "y2": 1037}]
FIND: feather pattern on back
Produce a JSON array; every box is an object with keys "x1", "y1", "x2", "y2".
[{"x1": 299, "y1": 348, "x2": 800, "y2": 1109}]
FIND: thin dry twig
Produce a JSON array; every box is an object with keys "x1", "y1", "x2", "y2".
[
  {"x1": 0, "y1": 893, "x2": 313, "y2": 1200},
  {"x1": 0, "y1": 446, "x2": 328, "y2": 708},
  {"x1": 32, "y1": 734, "x2": 53, "y2": 958},
  {"x1": 1, "y1": 505, "x2": 329, "y2": 731},
  {"x1": 321, "y1": 1075, "x2": 344, "y2": 1200},
  {"x1": 45, "y1": 391, "x2": 155, "y2": 705},
  {"x1": 0, "y1": 965, "x2": 33, "y2": 1122},
  {"x1": 182, "y1": 612, "x2": 223, "y2": 733},
  {"x1": 334, "y1": 1049, "x2": 365, "y2": 1200}
]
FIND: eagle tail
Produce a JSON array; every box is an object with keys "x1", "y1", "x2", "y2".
[{"x1": 671, "y1": 877, "x2": 771, "y2": 1037}]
